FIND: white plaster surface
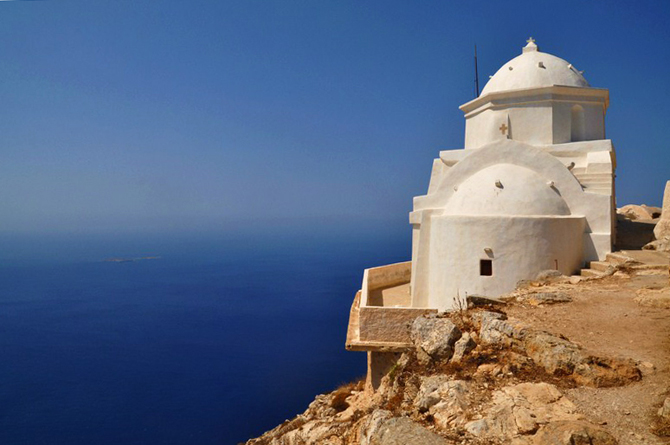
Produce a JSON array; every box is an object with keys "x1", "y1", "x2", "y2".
[
  {"x1": 418, "y1": 215, "x2": 584, "y2": 310},
  {"x1": 348, "y1": 40, "x2": 619, "y2": 386},
  {"x1": 481, "y1": 40, "x2": 588, "y2": 95},
  {"x1": 407, "y1": 40, "x2": 616, "y2": 311},
  {"x1": 461, "y1": 86, "x2": 608, "y2": 150},
  {"x1": 351, "y1": 39, "x2": 617, "y2": 322},
  {"x1": 443, "y1": 164, "x2": 571, "y2": 217},
  {"x1": 460, "y1": 41, "x2": 608, "y2": 150}
]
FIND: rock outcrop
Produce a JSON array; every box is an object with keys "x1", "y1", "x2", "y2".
[
  {"x1": 659, "y1": 398, "x2": 670, "y2": 420},
  {"x1": 520, "y1": 292, "x2": 572, "y2": 306},
  {"x1": 464, "y1": 382, "x2": 583, "y2": 439},
  {"x1": 363, "y1": 411, "x2": 449, "y2": 445},
  {"x1": 646, "y1": 180, "x2": 670, "y2": 252},
  {"x1": 475, "y1": 312, "x2": 641, "y2": 387},
  {"x1": 246, "y1": 303, "x2": 648, "y2": 445},
  {"x1": 410, "y1": 316, "x2": 461, "y2": 363},
  {"x1": 531, "y1": 421, "x2": 618, "y2": 445},
  {"x1": 618, "y1": 204, "x2": 660, "y2": 221},
  {"x1": 636, "y1": 287, "x2": 670, "y2": 308},
  {"x1": 414, "y1": 377, "x2": 470, "y2": 429}
]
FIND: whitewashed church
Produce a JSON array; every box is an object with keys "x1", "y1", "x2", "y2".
[{"x1": 346, "y1": 39, "x2": 616, "y2": 384}]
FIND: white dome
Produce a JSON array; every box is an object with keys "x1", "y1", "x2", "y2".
[
  {"x1": 444, "y1": 163, "x2": 571, "y2": 216},
  {"x1": 481, "y1": 40, "x2": 589, "y2": 95}
]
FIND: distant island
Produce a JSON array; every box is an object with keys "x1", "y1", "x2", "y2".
[{"x1": 103, "y1": 256, "x2": 161, "y2": 263}]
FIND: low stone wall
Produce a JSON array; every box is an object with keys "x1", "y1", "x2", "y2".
[
  {"x1": 348, "y1": 261, "x2": 426, "y2": 351},
  {"x1": 361, "y1": 261, "x2": 411, "y2": 306},
  {"x1": 359, "y1": 306, "x2": 437, "y2": 344},
  {"x1": 367, "y1": 261, "x2": 412, "y2": 291}
]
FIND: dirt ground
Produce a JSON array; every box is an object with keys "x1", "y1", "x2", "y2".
[{"x1": 506, "y1": 271, "x2": 670, "y2": 444}]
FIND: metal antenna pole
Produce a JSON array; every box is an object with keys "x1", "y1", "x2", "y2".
[{"x1": 474, "y1": 44, "x2": 480, "y2": 98}]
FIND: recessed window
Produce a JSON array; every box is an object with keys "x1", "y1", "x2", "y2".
[
  {"x1": 571, "y1": 105, "x2": 585, "y2": 142},
  {"x1": 480, "y1": 259, "x2": 493, "y2": 276}
]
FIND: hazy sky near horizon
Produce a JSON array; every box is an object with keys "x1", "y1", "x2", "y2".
[{"x1": 1, "y1": 0, "x2": 669, "y2": 234}]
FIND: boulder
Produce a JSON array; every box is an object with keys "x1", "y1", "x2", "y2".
[
  {"x1": 653, "y1": 181, "x2": 670, "y2": 247},
  {"x1": 534, "y1": 269, "x2": 567, "y2": 282},
  {"x1": 644, "y1": 238, "x2": 670, "y2": 252},
  {"x1": 523, "y1": 331, "x2": 641, "y2": 386},
  {"x1": 414, "y1": 375, "x2": 451, "y2": 412},
  {"x1": 366, "y1": 415, "x2": 450, "y2": 445},
  {"x1": 414, "y1": 377, "x2": 470, "y2": 428},
  {"x1": 642, "y1": 205, "x2": 663, "y2": 218},
  {"x1": 634, "y1": 287, "x2": 670, "y2": 309},
  {"x1": 470, "y1": 310, "x2": 506, "y2": 329},
  {"x1": 661, "y1": 180, "x2": 670, "y2": 215},
  {"x1": 659, "y1": 397, "x2": 670, "y2": 419},
  {"x1": 569, "y1": 275, "x2": 584, "y2": 284},
  {"x1": 467, "y1": 294, "x2": 507, "y2": 307},
  {"x1": 410, "y1": 316, "x2": 461, "y2": 362},
  {"x1": 524, "y1": 292, "x2": 572, "y2": 306},
  {"x1": 524, "y1": 332, "x2": 585, "y2": 376},
  {"x1": 464, "y1": 383, "x2": 582, "y2": 440},
  {"x1": 360, "y1": 410, "x2": 393, "y2": 445},
  {"x1": 572, "y1": 356, "x2": 641, "y2": 387},
  {"x1": 654, "y1": 219, "x2": 670, "y2": 241},
  {"x1": 451, "y1": 332, "x2": 477, "y2": 362},
  {"x1": 531, "y1": 420, "x2": 618, "y2": 444},
  {"x1": 618, "y1": 204, "x2": 654, "y2": 220},
  {"x1": 479, "y1": 315, "x2": 529, "y2": 347}
]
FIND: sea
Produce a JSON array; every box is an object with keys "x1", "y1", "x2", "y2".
[{"x1": 0, "y1": 222, "x2": 410, "y2": 444}]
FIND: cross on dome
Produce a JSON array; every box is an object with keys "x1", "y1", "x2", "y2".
[{"x1": 523, "y1": 37, "x2": 539, "y2": 53}]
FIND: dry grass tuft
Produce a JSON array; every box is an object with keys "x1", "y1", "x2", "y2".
[{"x1": 329, "y1": 379, "x2": 364, "y2": 412}]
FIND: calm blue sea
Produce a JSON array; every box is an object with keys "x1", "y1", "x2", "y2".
[{"x1": 0, "y1": 224, "x2": 409, "y2": 444}]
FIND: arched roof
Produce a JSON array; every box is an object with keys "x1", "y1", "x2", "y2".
[
  {"x1": 444, "y1": 163, "x2": 571, "y2": 216},
  {"x1": 481, "y1": 39, "x2": 589, "y2": 95}
]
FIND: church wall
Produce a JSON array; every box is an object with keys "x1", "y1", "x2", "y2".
[
  {"x1": 464, "y1": 104, "x2": 553, "y2": 149},
  {"x1": 410, "y1": 223, "x2": 421, "y2": 296},
  {"x1": 507, "y1": 104, "x2": 553, "y2": 145},
  {"x1": 552, "y1": 102, "x2": 572, "y2": 144},
  {"x1": 584, "y1": 233, "x2": 612, "y2": 263},
  {"x1": 464, "y1": 108, "x2": 501, "y2": 149},
  {"x1": 409, "y1": 209, "x2": 437, "y2": 308},
  {"x1": 347, "y1": 43, "x2": 618, "y2": 370},
  {"x1": 424, "y1": 215, "x2": 585, "y2": 311},
  {"x1": 552, "y1": 101, "x2": 605, "y2": 144},
  {"x1": 463, "y1": 88, "x2": 608, "y2": 150},
  {"x1": 427, "y1": 158, "x2": 452, "y2": 195},
  {"x1": 583, "y1": 104, "x2": 605, "y2": 141}
]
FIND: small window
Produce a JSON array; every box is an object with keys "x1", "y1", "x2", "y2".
[{"x1": 480, "y1": 259, "x2": 493, "y2": 276}]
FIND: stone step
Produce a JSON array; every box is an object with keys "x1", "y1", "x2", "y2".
[
  {"x1": 580, "y1": 268, "x2": 606, "y2": 277},
  {"x1": 576, "y1": 176, "x2": 610, "y2": 181},
  {"x1": 581, "y1": 184, "x2": 612, "y2": 189},
  {"x1": 580, "y1": 180, "x2": 613, "y2": 185},
  {"x1": 581, "y1": 186, "x2": 613, "y2": 191},
  {"x1": 632, "y1": 264, "x2": 670, "y2": 272},
  {"x1": 606, "y1": 252, "x2": 635, "y2": 265},
  {"x1": 580, "y1": 181, "x2": 612, "y2": 186},
  {"x1": 576, "y1": 179, "x2": 612, "y2": 185},
  {"x1": 583, "y1": 186, "x2": 611, "y2": 192},
  {"x1": 580, "y1": 181, "x2": 612, "y2": 189},
  {"x1": 574, "y1": 173, "x2": 612, "y2": 180},
  {"x1": 583, "y1": 188, "x2": 611, "y2": 196},
  {"x1": 588, "y1": 261, "x2": 612, "y2": 272}
]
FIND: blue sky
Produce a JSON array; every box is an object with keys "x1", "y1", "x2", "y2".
[{"x1": 1, "y1": 0, "x2": 668, "y2": 234}]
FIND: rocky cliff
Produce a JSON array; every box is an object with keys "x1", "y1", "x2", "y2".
[{"x1": 245, "y1": 257, "x2": 670, "y2": 445}]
